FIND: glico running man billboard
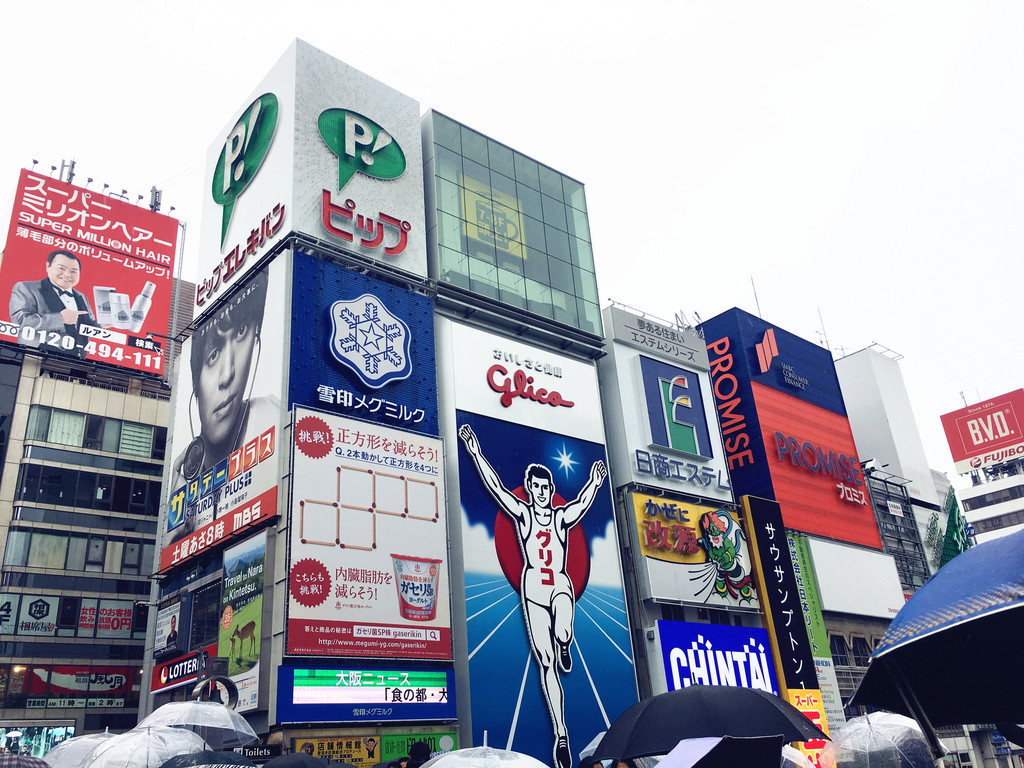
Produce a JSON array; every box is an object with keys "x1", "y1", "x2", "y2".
[
  {"x1": 700, "y1": 309, "x2": 881, "y2": 549},
  {"x1": 0, "y1": 169, "x2": 179, "y2": 373},
  {"x1": 441, "y1": 318, "x2": 637, "y2": 768},
  {"x1": 195, "y1": 39, "x2": 426, "y2": 318}
]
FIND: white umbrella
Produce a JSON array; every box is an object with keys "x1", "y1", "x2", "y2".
[
  {"x1": 137, "y1": 701, "x2": 257, "y2": 750},
  {"x1": 82, "y1": 727, "x2": 207, "y2": 768},
  {"x1": 420, "y1": 746, "x2": 549, "y2": 768},
  {"x1": 44, "y1": 729, "x2": 117, "y2": 768}
]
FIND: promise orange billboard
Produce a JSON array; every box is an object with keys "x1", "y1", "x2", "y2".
[{"x1": 0, "y1": 169, "x2": 179, "y2": 374}]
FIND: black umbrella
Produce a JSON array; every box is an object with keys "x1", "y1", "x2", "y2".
[
  {"x1": 658, "y1": 736, "x2": 786, "y2": 768},
  {"x1": 851, "y1": 528, "x2": 1024, "y2": 754},
  {"x1": 161, "y1": 752, "x2": 256, "y2": 768},
  {"x1": 0, "y1": 756, "x2": 49, "y2": 768},
  {"x1": 591, "y1": 685, "x2": 828, "y2": 760}
]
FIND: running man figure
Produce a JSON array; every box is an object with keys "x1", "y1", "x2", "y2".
[{"x1": 458, "y1": 424, "x2": 607, "y2": 768}]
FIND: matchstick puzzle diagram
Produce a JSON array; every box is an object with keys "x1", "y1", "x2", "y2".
[{"x1": 298, "y1": 464, "x2": 440, "y2": 549}]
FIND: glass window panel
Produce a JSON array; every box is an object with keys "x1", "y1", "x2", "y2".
[
  {"x1": 488, "y1": 140, "x2": 515, "y2": 177},
  {"x1": 538, "y1": 165, "x2": 563, "y2": 201},
  {"x1": 577, "y1": 298, "x2": 602, "y2": 335},
  {"x1": 102, "y1": 420, "x2": 121, "y2": 453},
  {"x1": 94, "y1": 476, "x2": 113, "y2": 510},
  {"x1": 18, "y1": 463, "x2": 42, "y2": 503},
  {"x1": 119, "y1": 422, "x2": 153, "y2": 458},
  {"x1": 146, "y1": 481, "x2": 161, "y2": 517},
  {"x1": 545, "y1": 226, "x2": 571, "y2": 263},
  {"x1": 190, "y1": 583, "x2": 222, "y2": 650},
  {"x1": 577, "y1": 268, "x2": 599, "y2": 303},
  {"x1": 567, "y1": 207, "x2": 591, "y2": 242},
  {"x1": 489, "y1": 170, "x2": 517, "y2": 200},
  {"x1": 497, "y1": 268, "x2": 527, "y2": 309},
  {"x1": 468, "y1": 258, "x2": 499, "y2": 300},
  {"x1": 548, "y1": 257, "x2": 575, "y2": 294},
  {"x1": 432, "y1": 113, "x2": 462, "y2": 152},
  {"x1": 438, "y1": 247, "x2": 470, "y2": 290},
  {"x1": 38, "y1": 466, "x2": 69, "y2": 505},
  {"x1": 435, "y1": 178, "x2": 462, "y2": 218},
  {"x1": 523, "y1": 216, "x2": 546, "y2": 250},
  {"x1": 85, "y1": 537, "x2": 105, "y2": 572},
  {"x1": 563, "y1": 176, "x2": 587, "y2": 213},
  {"x1": 26, "y1": 406, "x2": 50, "y2": 442},
  {"x1": 829, "y1": 635, "x2": 850, "y2": 666},
  {"x1": 4, "y1": 531, "x2": 29, "y2": 566},
  {"x1": 517, "y1": 184, "x2": 542, "y2": 220},
  {"x1": 461, "y1": 158, "x2": 489, "y2": 188},
  {"x1": 129, "y1": 479, "x2": 147, "y2": 513},
  {"x1": 550, "y1": 289, "x2": 579, "y2": 326},
  {"x1": 570, "y1": 237, "x2": 595, "y2": 272},
  {"x1": 141, "y1": 544, "x2": 154, "y2": 575},
  {"x1": 66, "y1": 536, "x2": 87, "y2": 571},
  {"x1": 541, "y1": 195, "x2": 567, "y2": 232},
  {"x1": 104, "y1": 541, "x2": 123, "y2": 573},
  {"x1": 514, "y1": 153, "x2": 540, "y2": 190},
  {"x1": 523, "y1": 250, "x2": 550, "y2": 283},
  {"x1": 851, "y1": 637, "x2": 872, "y2": 667},
  {"x1": 467, "y1": 232, "x2": 496, "y2": 265},
  {"x1": 435, "y1": 146, "x2": 463, "y2": 184},
  {"x1": 437, "y1": 211, "x2": 464, "y2": 251},
  {"x1": 28, "y1": 533, "x2": 68, "y2": 569},
  {"x1": 76, "y1": 471, "x2": 97, "y2": 508},
  {"x1": 83, "y1": 415, "x2": 104, "y2": 451},
  {"x1": 461, "y1": 127, "x2": 488, "y2": 165},
  {"x1": 48, "y1": 410, "x2": 85, "y2": 447},
  {"x1": 153, "y1": 427, "x2": 167, "y2": 462},
  {"x1": 525, "y1": 280, "x2": 554, "y2": 320}
]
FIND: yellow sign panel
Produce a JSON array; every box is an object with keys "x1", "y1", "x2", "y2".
[
  {"x1": 460, "y1": 175, "x2": 525, "y2": 261},
  {"x1": 786, "y1": 688, "x2": 830, "y2": 768},
  {"x1": 631, "y1": 493, "x2": 738, "y2": 564},
  {"x1": 293, "y1": 736, "x2": 380, "y2": 764}
]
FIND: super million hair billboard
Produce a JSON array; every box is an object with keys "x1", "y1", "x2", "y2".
[
  {"x1": 195, "y1": 39, "x2": 427, "y2": 320},
  {"x1": 0, "y1": 169, "x2": 179, "y2": 373}
]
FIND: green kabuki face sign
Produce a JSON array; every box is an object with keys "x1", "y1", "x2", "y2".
[
  {"x1": 212, "y1": 93, "x2": 279, "y2": 248},
  {"x1": 318, "y1": 109, "x2": 407, "y2": 190}
]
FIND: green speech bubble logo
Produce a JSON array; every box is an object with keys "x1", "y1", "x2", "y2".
[
  {"x1": 212, "y1": 93, "x2": 279, "y2": 248},
  {"x1": 318, "y1": 109, "x2": 406, "y2": 191}
]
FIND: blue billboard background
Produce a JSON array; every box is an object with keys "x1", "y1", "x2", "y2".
[
  {"x1": 456, "y1": 410, "x2": 637, "y2": 764},
  {"x1": 289, "y1": 250, "x2": 439, "y2": 435}
]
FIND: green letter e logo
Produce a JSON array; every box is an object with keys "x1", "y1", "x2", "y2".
[
  {"x1": 318, "y1": 109, "x2": 406, "y2": 190},
  {"x1": 212, "y1": 93, "x2": 279, "y2": 248}
]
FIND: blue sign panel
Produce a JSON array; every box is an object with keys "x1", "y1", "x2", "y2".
[
  {"x1": 289, "y1": 250, "x2": 438, "y2": 435},
  {"x1": 276, "y1": 666, "x2": 456, "y2": 723},
  {"x1": 640, "y1": 355, "x2": 713, "y2": 459},
  {"x1": 700, "y1": 308, "x2": 847, "y2": 416},
  {"x1": 657, "y1": 620, "x2": 779, "y2": 694}
]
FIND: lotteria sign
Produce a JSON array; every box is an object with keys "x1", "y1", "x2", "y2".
[
  {"x1": 151, "y1": 643, "x2": 217, "y2": 693},
  {"x1": 197, "y1": 39, "x2": 427, "y2": 318}
]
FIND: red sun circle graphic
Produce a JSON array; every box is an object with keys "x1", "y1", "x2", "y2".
[
  {"x1": 493, "y1": 487, "x2": 591, "y2": 601},
  {"x1": 295, "y1": 416, "x2": 334, "y2": 459},
  {"x1": 290, "y1": 558, "x2": 331, "y2": 608}
]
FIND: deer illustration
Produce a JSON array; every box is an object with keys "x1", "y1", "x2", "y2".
[{"x1": 229, "y1": 621, "x2": 257, "y2": 657}]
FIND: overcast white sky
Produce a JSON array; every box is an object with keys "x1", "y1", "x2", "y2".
[{"x1": 2, "y1": 1, "x2": 1021, "y2": 489}]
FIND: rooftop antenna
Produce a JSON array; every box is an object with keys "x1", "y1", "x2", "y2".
[
  {"x1": 818, "y1": 306, "x2": 831, "y2": 354},
  {"x1": 751, "y1": 276, "x2": 762, "y2": 318}
]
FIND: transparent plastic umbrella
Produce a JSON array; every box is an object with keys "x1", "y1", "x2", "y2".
[
  {"x1": 138, "y1": 701, "x2": 257, "y2": 750},
  {"x1": 82, "y1": 727, "x2": 208, "y2": 768},
  {"x1": 44, "y1": 729, "x2": 117, "y2": 768},
  {"x1": 819, "y1": 713, "x2": 940, "y2": 768},
  {"x1": 420, "y1": 746, "x2": 549, "y2": 768}
]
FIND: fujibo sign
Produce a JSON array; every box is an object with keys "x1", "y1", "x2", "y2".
[{"x1": 197, "y1": 39, "x2": 427, "y2": 319}]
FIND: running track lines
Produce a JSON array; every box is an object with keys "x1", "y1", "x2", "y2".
[
  {"x1": 467, "y1": 599, "x2": 522, "y2": 661},
  {"x1": 575, "y1": 602, "x2": 632, "y2": 663},
  {"x1": 577, "y1": 593, "x2": 629, "y2": 633},
  {"x1": 466, "y1": 587, "x2": 518, "y2": 622},
  {"x1": 571, "y1": 635, "x2": 611, "y2": 728},
  {"x1": 506, "y1": 652, "x2": 533, "y2": 750},
  {"x1": 578, "y1": 588, "x2": 627, "y2": 618}
]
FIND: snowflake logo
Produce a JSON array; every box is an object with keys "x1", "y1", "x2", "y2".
[{"x1": 328, "y1": 293, "x2": 412, "y2": 389}]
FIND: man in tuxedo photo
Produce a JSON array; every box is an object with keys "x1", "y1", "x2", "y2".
[{"x1": 9, "y1": 249, "x2": 96, "y2": 359}]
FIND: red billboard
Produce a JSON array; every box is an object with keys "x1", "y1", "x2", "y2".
[
  {"x1": 753, "y1": 382, "x2": 882, "y2": 549},
  {"x1": 0, "y1": 169, "x2": 178, "y2": 374},
  {"x1": 940, "y1": 389, "x2": 1024, "y2": 474}
]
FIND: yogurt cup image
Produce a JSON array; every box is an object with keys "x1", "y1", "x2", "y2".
[{"x1": 391, "y1": 554, "x2": 442, "y2": 621}]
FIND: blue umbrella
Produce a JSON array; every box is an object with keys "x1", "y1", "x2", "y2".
[{"x1": 851, "y1": 528, "x2": 1024, "y2": 752}]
